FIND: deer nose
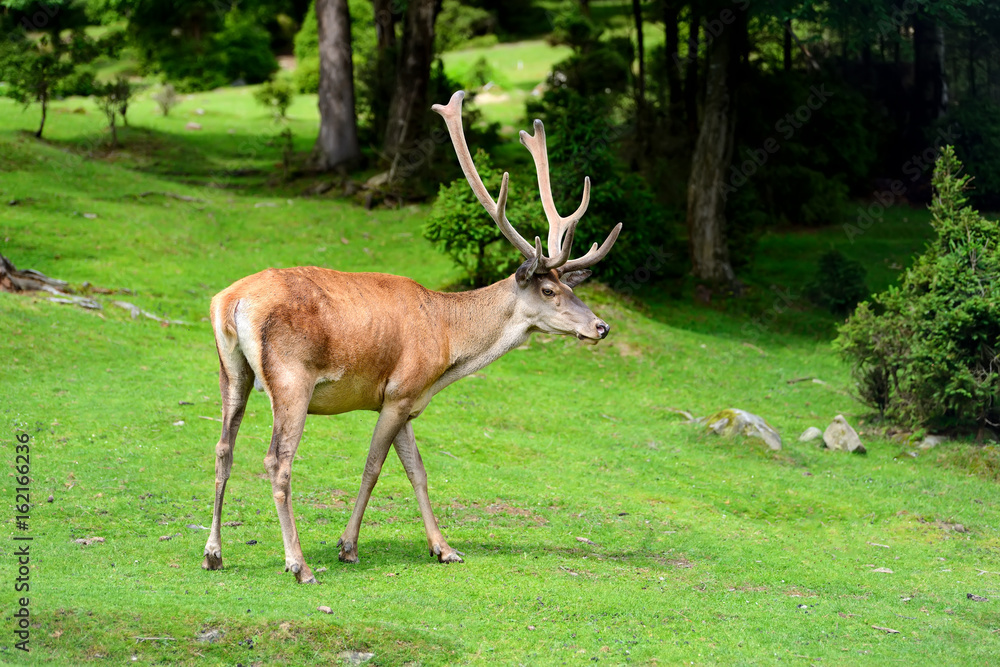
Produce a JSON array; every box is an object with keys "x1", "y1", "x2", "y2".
[{"x1": 596, "y1": 321, "x2": 610, "y2": 339}]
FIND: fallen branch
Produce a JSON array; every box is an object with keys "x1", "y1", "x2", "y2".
[
  {"x1": 1, "y1": 253, "x2": 69, "y2": 293},
  {"x1": 113, "y1": 300, "x2": 189, "y2": 326},
  {"x1": 125, "y1": 191, "x2": 204, "y2": 203}
]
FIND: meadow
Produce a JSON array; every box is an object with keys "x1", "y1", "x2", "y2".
[{"x1": 1, "y1": 83, "x2": 999, "y2": 666}]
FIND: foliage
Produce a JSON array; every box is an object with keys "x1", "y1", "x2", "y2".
[
  {"x1": 836, "y1": 147, "x2": 1000, "y2": 429},
  {"x1": 526, "y1": 85, "x2": 682, "y2": 288},
  {"x1": 151, "y1": 83, "x2": 180, "y2": 117},
  {"x1": 3, "y1": 96, "x2": 1000, "y2": 665},
  {"x1": 97, "y1": 0, "x2": 279, "y2": 91},
  {"x1": 95, "y1": 75, "x2": 132, "y2": 146},
  {"x1": 253, "y1": 76, "x2": 295, "y2": 119},
  {"x1": 0, "y1": 31, "x2": 78, "y2": 137},
  {"x1": 805, "y1": 250, "x2": 869, "y2": 316},
  {"x1": 939, "y1": 98, "x2": 1000, "y2": 209},
  {"x1": 435, "y1": 0, "x2": 497, "y2": 52},
  {"x1": 293, "y1": 0, "x2": 378, "y2": 96},
  {"x1": 54, "y1": 62, "x2": 98, "y2": 97},
  {"x1": 425, "y1": 149, "x2": 545, "y2": 286},
  {"x1": 732, "y1": 70, "x2": 879, "y2": 227}
]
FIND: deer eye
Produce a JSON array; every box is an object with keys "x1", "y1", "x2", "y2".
[{"x1": 542, "y1": 288, "x2": 555, "y2": 297}]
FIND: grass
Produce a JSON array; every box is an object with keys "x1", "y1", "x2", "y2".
[
  {"x1": 2, "y1": 88, "x2": 1000, "y2": 666},
  {"x1": 441, "y1": 40, "x2": 571, "y2": 129}
]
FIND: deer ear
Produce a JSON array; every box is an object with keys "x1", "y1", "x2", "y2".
[
  {"x1": 515, "y1": 256, "x2": 538, "y2": 287},
  {"x1": 560, "y1": 269, "x2": 592, "y2": 288}
]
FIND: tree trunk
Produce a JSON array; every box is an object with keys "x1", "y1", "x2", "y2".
[
  {"x1": 968, "y1": 26, "x2": 976, "y2": 97},
  {"x1": 783, "y1": 19, "x2": 792, "y2": 71},
  {"x1": 35, "y1": 91, "x2": 47, "y2": 139},
  {"x1": 314, "y1": 0, "x2": 360, "y2": 170},
  {"x1": 373, "y1": 0, "x2": 397, "y2": 49},
  {"x1": 685, "y1": 7, "x2": 742, "y2": 285},
  {"x1": 684, "y1": 5, "x2": 700, "y2": 133},
  {"x1": 663, "y1": 1, "x2": 682, "y2": 121},
  {"x1": 913, "y1": 12, "x2": 947, "y2": 127},
  {"x1": 632, "y1": 0, "x2": 645, "y2": 104},
  {"x1": 383, "y1": 0, "x2": 439, "y2": 159}
]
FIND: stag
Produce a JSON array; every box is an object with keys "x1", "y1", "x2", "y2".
[{"x1": 202, "y1": 91, "x2": 622, "y2": 583}]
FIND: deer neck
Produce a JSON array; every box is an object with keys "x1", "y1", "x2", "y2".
[{"x1": 436, "y1": 276, "x2": 529, "y2": 379}]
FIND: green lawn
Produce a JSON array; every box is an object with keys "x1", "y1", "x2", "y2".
[
  {"x1": 441, "y1": 40, "x2": 572, "y2": 129},
  {"x1": 2, "y1": 89, "x2": 999, "y2": 666}
]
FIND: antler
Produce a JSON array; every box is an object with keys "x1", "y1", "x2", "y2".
[
  {"x1": 520, "y1": 119, "x2": 622, "y2": 273},
  {"x1": 432, "y1": 91, "x2": 535, "y2": 260},
  {"x1": 433, "y1": 91, "x2": 622, "y2": 275}
]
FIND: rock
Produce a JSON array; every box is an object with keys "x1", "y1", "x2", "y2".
[
  {"x1": 196, "y1": 629, "x2": 222, "y2": 643},
  {"x1": 703, "y1": 409, "x2": 782, "y2": 451},
  {"x1": 798, "y1": 426, "x2": 823, "y2": 442},
  {"x1": 337, "y1": 651, "x2": 375, "y2": 665},
  {"x1": 317, "y1": 605, "x2": 333, "y2": 614},
  {"x1": 185, "y1": 122, "x2": 202, "y2": 131},
  {"x1": 365, "y1": 171, "x2": 391, "y2": 188},
  {"x1": 822, "y1": 415, "x2": 866, "y2": 453},
  {"x1": 918, "y1": 434, "x2": 948, "y2": 450}
]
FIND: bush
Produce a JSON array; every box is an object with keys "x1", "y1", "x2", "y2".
[
  {"x1": 54, "y1": 63, "x2": 97, "y2": 97},
  {"x1": 435, "y1": 0, "x2": 496, "y2": 52},
  {"x1": 940, "y1": 99, "x2": 1000, "y2": 209},
  {"x1": 215, "y1": 12, "x2": 277, "y2": 84},
  {"x1": 835, "y1": 147, "x2": 1000, "y2": 429},
  {"x1": 254, "y1": 76, "x2": 294, "y2": 119},
  {"x1": 425, "y1": 149, "x2": 546, "y2": 287},
  {"x1": 526, "y1": 86, "x2": 684, "y2": 288},
  {"x1": 806, "y1": 250, "x2": 868, "y2": 316},
  {"x1": 151, "y1": 83, "x2": 180, "y2": 117}
]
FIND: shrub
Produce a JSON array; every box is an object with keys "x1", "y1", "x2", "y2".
[
  {"x1": 425, "y1": 149, "x2": 546, "y2": 287},
  {"x1": 435, "y1": 0, "x2": 496, "y2": 52},
  {"x1": 95, "y1": 75, "x2": 132, "y2": 146},
  {"x1": 526, "y1": 86, "x2": 684, "y2": 287},
  {"x1": 215, "y1": 12, "x2": 278, "y2": 84},
  {"x1": 254, "y1": 76, "x2": 294, "y2": 119},
  {"x1": 151, "y1": 83, "x2": 180, "y2": 117},
  {"x1": 54, "y1": 63, "x2": 97, "y2": 97},
  {"x1": 806, "y1": 250, "x2": 868, "y2": 316},
  {"x1": 835, "y1": 147, "x2": 1000, "y2": 429}
]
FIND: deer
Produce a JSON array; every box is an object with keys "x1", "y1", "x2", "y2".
[{"x1": 201, "y1": 91, "x2": 622, "y2": 583}]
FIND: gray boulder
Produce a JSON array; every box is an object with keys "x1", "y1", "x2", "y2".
[
  {"x1": 822, "y1": 415, "x2": 866, "y2": 453},
  {"x1": 918, "y1": 434, "x2": 948, "y2": 450},
  {"x1": 798, "y1": 426, "x2": 823, "y2": 442},
  {"x1": 703, "y1": 409, "x2": 782, "y2": 451}
]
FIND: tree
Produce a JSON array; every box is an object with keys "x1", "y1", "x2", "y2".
[
  {"x1": 314, "y1": 0, "x2": 360, "y2": 169},
  {"x1": 383, "y1": 0, "x2": 440, "y2": 158},
  {"x1": 0, "y1": 33, "x2": 75, "y2": 138},
  {"x1": 685, "y1": 3, "x2": 746, "y2": 285}
]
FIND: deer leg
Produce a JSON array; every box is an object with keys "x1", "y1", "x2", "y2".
[
  {"x1": 263, "y1": 384, "x2": 315, "y2": 583},
  {"x1": 203, "y1": 348, "x2": 253, "y2": 571},
  {"x1": 338, "y1": 404, "x2": 410, "y2": 563},
  {"x1": 393, "y1": 421, "x2": 463, "y2": 563}
]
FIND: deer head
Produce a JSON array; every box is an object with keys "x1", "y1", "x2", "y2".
[{"x1": 432, "y1": 91, "x2": 622, "y2": 344}]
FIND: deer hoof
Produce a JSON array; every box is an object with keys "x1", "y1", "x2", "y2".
[
  {"x1": 337, "y1": 538, "x2": 359, "y2": 563},
  {"x1": 202, "y1": 550, "x2": 223, "y2": 570},
  {"x1": 433, "y1": 545, "x2": 464, "y2": 564}
]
